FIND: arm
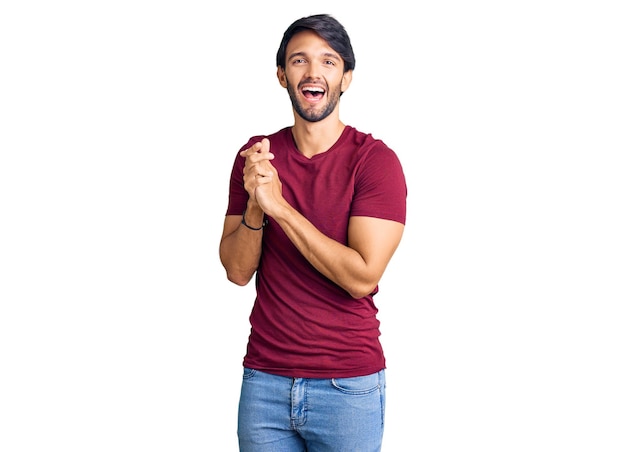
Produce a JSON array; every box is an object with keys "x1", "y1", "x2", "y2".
[
  {"x1": 273, "y1": 207, "x2": 404, "y2": 299},
  {"x1": 218, "y1": 139, "x2": 275, "y2": 286},
  {"x1": 218, "y1": 204, "x2": 265, "y2": 286},
  {"x1": 245, "y1": 140, "x2": 404, "y2": 298}
]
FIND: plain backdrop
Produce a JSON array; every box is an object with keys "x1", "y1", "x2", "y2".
[{"x1": 1, "y1": 1, "x2": 624, "y2": 451}]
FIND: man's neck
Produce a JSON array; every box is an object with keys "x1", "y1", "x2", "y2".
[{"x1": 291, "y1": 117, "x2": 346, "y2": 159}]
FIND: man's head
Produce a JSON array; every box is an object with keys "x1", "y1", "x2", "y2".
[
  {"x1": 276, "y1": 14, "x2": 355, "y2": 123},
  {"x1": 276, "y1": 14, "x2": 355, "y2": 73}
]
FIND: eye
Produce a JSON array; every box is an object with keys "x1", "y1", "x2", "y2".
[{"x1": 324, "y1": 60, "x2": 336, "y2": 66}]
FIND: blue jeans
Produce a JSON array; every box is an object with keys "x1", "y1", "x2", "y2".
[{"x1": 237, "y1": 368, "x2": 386, "y2": 451}]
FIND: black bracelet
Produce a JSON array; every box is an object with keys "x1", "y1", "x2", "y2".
[{"x1": 241, "y1": 209, "x2": 268, "y2": 230}]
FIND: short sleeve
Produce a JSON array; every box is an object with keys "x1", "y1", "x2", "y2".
[{"x1": 351, "y1": 142, "x2": 407, "y2": 224}]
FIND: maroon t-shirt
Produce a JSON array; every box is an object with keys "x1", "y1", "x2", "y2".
[{"x1": 226, "y1": 125, "x2": 407, "y2": 378}]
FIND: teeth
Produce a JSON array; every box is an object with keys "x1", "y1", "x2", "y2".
[{"x1": 304, "y1": 87, "x2": 324, "y2": 93}]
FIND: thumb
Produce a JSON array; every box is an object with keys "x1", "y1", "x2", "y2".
[{"x1": 260, "y1": 138, "x2": 270, "y2": 154}]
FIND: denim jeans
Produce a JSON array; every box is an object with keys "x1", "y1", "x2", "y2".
[{"x1": 237, "y1": 367, "x2": 386, "y2": 451}]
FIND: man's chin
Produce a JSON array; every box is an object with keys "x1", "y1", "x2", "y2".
[{"x1": 295, "y1": 106, "x2": 329, "y2": 123}]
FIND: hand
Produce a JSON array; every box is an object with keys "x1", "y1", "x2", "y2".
[
  {"x1": 240, "y1": 139, "x2": 284, "y2": 215},
  {"x1": 240, "y1": 138, "x2": 274, "y2": 203}
]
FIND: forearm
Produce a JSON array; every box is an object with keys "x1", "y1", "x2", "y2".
[
  {"x1": 219, "y1": 206, "x2": 265, "y2": 286},
  {"x1": 272, "y1": 206, "x2": 375, "y2": 299}
]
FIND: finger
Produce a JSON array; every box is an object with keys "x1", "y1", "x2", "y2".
[
  {"x1": 240, "y1": 139, "x2": 274, "y2": 160},
  {"x1": 260, "y1": 138, "x2": 270, "y2": 154},
  {"x1": 239, "y1": 141, "x2": 263, "y2": 157},
  {"x1": 260, "y1": 139, "x2": 276, "y2": 161},
  {"x1": 255, "y1": 173, "x2": 274, "y2": 184}
]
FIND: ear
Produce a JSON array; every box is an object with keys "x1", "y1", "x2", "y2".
[
  {"x1": 341, "y1": 70, "x2": 353, "y2": 93},
  {"x1": 277, "y1": 67, "x2": 288, "y2": 88}
]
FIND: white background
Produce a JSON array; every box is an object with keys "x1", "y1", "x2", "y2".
[{"x1": 1, "y1": 1, "x2": 624, "y2": 451}]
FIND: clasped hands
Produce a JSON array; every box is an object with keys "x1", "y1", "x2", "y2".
[{"x1": 240, "y1": 138, "x2": 284, "y2": 216}]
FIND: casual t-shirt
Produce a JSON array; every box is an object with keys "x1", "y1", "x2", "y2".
[{"x1": 226, "y1": 125, "x2": 407, "y2": 378}]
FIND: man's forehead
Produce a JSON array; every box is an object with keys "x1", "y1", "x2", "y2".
[{"x1": 286, "y1": 31, "x2": 340, "y2": 58}]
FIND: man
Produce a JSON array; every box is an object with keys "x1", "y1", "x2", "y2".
[{"x1": 219, "y1": 14, "x2": 407, "y2": 451}]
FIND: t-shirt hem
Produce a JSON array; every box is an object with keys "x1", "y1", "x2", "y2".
[{"x1": 242, "y1": 363, "x2": 386, "y2": 379}]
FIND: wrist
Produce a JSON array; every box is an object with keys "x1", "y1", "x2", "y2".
[{"x1": 241, "y1": 209, "x2": 268, "y2": 230}]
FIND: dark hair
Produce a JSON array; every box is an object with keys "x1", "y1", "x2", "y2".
[{"x1": 275, "y1": 14, "x2": 355, "y2": 72}]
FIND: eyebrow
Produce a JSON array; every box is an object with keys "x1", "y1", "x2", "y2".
[{"x1": 287, "y1": 51, "x2": 341, "y2": 61}]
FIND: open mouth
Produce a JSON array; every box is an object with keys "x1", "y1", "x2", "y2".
[{"x1": 301, "y1": 85, "x2": 325, "y2": 101}]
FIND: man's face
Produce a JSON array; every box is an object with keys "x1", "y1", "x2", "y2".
[{"x1": 278, "y1": 30, "x2": 352, "y2": 123}]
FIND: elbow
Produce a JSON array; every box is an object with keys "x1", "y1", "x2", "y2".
[
  {"x1": 225, "y1": 269, "x2": 255, "y2": 287},
  {"x1": 346, "y1": 281, "x2": 379, "y2": 300},
  {"x1": 340, "y1": 268, "x2": 381, "y2": 299},
  {"x1": 220, "y1": 254, "x2": 257, "y2": 286},
  {"x1": 227, "y1": 276, "x2": 248, "y2": 287}
]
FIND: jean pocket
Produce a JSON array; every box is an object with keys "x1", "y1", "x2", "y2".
[
  {"x1": 242, "y1": 367, "x2": 257, "y2": 379},
  {"x1": 331, "y1": 372, "x2": 381, "y2": 395}
]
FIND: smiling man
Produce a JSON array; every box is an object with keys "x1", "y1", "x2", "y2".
[{"x1": 219, "y1": 14, "x2": 407, "y2": 451}]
